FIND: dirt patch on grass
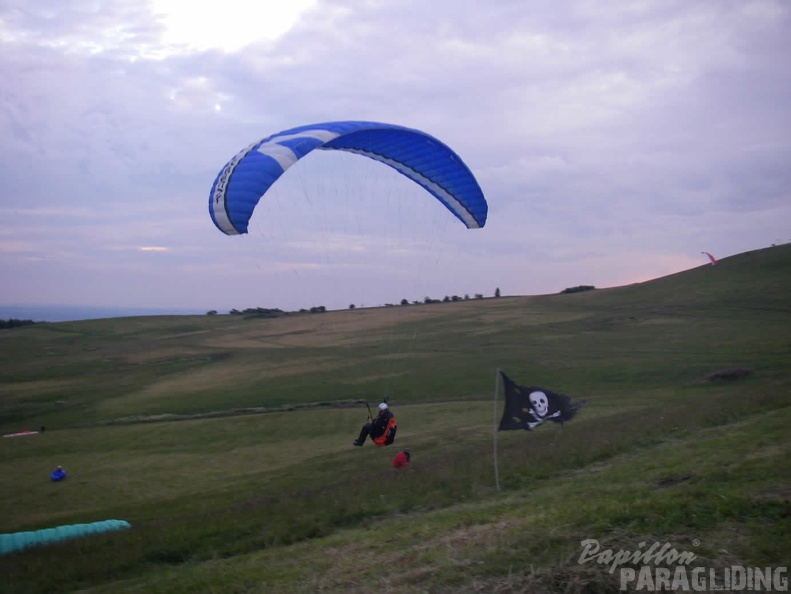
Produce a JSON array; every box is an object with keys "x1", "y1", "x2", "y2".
[
  {"x1": 340, "y1": 372, "x2": 406, "y2": 385},
  {"x1": 99, "y1": 354, "x2": 356, "y2": 414},
  {"x1": 704, "y1": 367, "x2": 753, "y2": 382},
  {"x1": 199, "y1": 301, "x2": 550, "y2": 349},
  {"x1": 742, "y1": 444, "x2": 785, "y2": 461},
  {"x1": 199, "y1": 308, "x2": 437, "y2": 349},
  {"x1": 0, "y1": 378, "x2": 78, "y2": 401},
  {"x1": 750, "y1": 484, "x2": 791, "y2": 503},
  {"x1": 655, "y1": 472, "x2": 694, "y2": 489}
]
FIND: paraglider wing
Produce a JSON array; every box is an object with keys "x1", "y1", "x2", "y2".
[
  {"x1": 209, "y1": 121, "x2": 488, "y2": 235},
  {"x1": 0, "y1": 520, "x2": 130, "y2": 556},
  {"x1": 702, "y1": 251, "x2": 718, "y2": 266}
]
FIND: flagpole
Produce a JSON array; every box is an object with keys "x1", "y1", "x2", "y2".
[{"x1": 493, "y1": 367, "x2": 501, "y2": 492}]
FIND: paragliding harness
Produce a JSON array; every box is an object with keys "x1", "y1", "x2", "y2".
[
  {"x1": 372, "y1": 414, "x2": 397, "y2": 447},
  {"x1": 361, "y1": 397, "x2": 397, "y2": 447}
]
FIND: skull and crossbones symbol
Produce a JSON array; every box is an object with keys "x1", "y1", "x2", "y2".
[
  {"x1": 526, "y1": 390, "x2": 561, "y2": 428},
  {"x1": 529, "y1": 391, "x2": 549, "y2": 417}
]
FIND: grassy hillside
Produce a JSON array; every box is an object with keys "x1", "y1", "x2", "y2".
[{"x1": 0, "y1": 244, "x2": 789, "y2": 593}]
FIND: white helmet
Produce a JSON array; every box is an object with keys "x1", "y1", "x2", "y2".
[{"x1": 378, "y1": 402, "x2": 389, "y2": 411}]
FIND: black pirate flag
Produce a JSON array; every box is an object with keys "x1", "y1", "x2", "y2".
[{"x1": 498, "y1": 371, "x2": 587, "y2": 431}]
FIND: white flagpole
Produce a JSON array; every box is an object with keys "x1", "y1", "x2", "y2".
[{"x1": 493, "y1": 367, "x2": 501, "y2": 492}]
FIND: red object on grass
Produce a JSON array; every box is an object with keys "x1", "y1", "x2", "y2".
[{"x1": 391, "y1": 450, "x2": 410, "y2": 468}]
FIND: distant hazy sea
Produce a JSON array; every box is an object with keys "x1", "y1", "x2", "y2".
[{"x1": 0, "y1": 305, "x2": 207, "y2": 323}]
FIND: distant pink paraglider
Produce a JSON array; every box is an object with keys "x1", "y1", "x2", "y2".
[
  {"x1": 2, "y1": 430, "x2": 38, "y2": 438},
  {"x1": 702, "y1": 252, "x2": 718, "y2": 266}
]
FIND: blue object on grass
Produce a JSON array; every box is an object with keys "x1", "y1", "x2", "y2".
[{"x1": 0, "y1": 520, "x2": 131, "y2": 556}]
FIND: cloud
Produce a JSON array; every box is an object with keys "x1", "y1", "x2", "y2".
[{"x1": 0, "y1": 0, "x2": 789, "y2": 312}]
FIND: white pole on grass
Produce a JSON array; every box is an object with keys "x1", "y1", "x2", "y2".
[{"x1": 493, "y1": 367, "x2": 501, "y2": 492}]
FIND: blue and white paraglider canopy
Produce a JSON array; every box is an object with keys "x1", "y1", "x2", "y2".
[{"x1": 209, "y1": 121, "x2": 488, "y2": 235}]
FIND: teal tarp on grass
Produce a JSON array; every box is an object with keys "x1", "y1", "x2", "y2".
[{"x1": 0, "y1": 519, "x2": 131, "y2": 555}]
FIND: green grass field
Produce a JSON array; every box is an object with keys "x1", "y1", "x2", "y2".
[{"x1": 1, "y1": 245, "x2": 789, "y2": 593}]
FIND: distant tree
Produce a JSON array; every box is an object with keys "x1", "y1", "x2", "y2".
[
  {"x1": 229, "y1": 309, "x2": 241, "y2": 315},
  {"x1": 0, "y1": 318, "x2": 36, "y2": 330},
  {"x1": 495, "y1": 287, "x2": 501, "y2": 298},
  {"x1": 206, "y1": 310, "x2": 218, "y2": 315},
  {"x1": 560, "y1": 285, "x2": 596, "y2": 294},
  {"x1": 464, "y1": 294, "x2": 470, "y2": 300},
  {"x1": 349, "y1": 304, "x2": 356, "y2": 309},
  {"x1": 242, "y1": 307, "x2": 285, "y2": 319},
  {"x1": 443, "y1": 296, "x2": 450, "y2": 302},
  {"x1": 400, "y1": 299, "x2": 409, "y2": 306},
  {"x1": 309, "y1": 306, "x2": 326, "y2": 313},
  {"x1": 475, "y1": 293, "x2": 484, "y2": 299}
]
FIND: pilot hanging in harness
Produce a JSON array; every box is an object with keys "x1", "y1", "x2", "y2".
[{"x1": 353, "y1": 402, "x2": 397, "y2": 447}]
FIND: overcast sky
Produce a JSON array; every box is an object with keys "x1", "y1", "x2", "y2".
[{"x1": 1, "y1": 0, "x2": 789, "y2": 314}]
